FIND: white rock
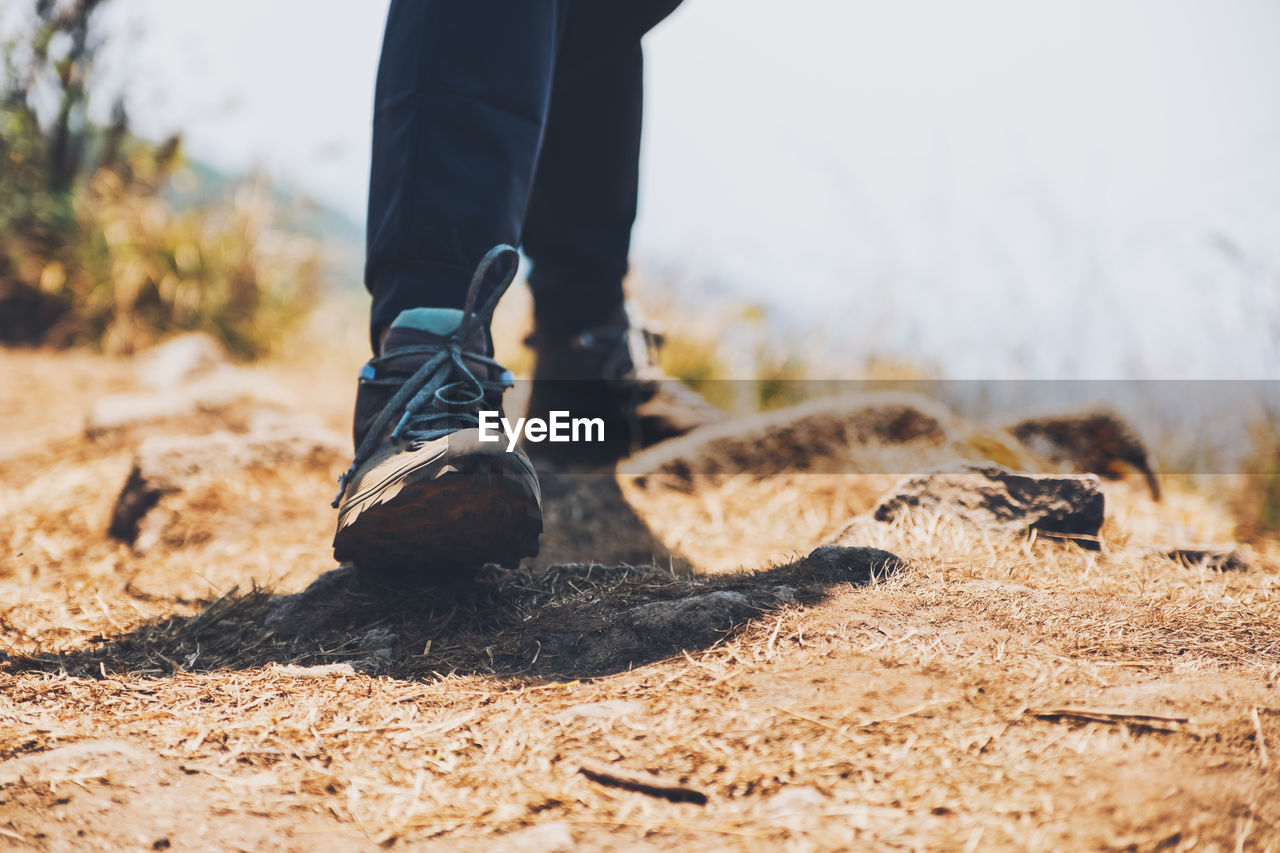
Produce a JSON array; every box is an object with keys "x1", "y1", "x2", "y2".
[
  {"x1": 87, "y1": 393, "x2": 197, "y2": 435},
  {"x1": 86, "y1": 364, "x2": 294, "y2": 437},
  {"x1": 135, "y1": 333, "x2": 227, "y2": 388},
  {"x1": 108, "y1": 426, "x2": 347, "y2": 546}
]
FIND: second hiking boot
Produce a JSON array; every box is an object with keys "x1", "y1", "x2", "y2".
[
  {"x1": 332, "y1": 245, "x2": 542, "y2": 575},
  {"x1": 523, "y1": 305, "x2": 723, "y2": 467}
]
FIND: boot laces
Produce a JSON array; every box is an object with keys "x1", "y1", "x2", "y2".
[{"x1": 332, "y1": 245, "x2": 518, "y2": 507}]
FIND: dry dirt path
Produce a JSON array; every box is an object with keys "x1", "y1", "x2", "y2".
[{"x1": 1, "y1": 348, "x2": 1278, "y2": 851}]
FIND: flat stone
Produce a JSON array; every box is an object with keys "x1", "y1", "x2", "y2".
[
  {"x1": 109, "y1": 425, "x2": 346, "y2": 545},
  {"x1": 627, "y1": 590, "x2": 757, "y2": 638},
  {"x1": 869, "y1": 462, "x2": 1105, "y2": 547},
  {"x1": 621, "y1": 391, "x2": 962, "y2": 479},
  {"x1": 86, "y1": 392, "x2": 198, "y2": 435},
  {"x1": 1167, "y1": 547, "x2": 1250, "y2": 572},
  {"x1": 804, "y1": 545, "x2": 903, "y2": 584},
  {"x1": 86, "y1": 365, "x2": 292, "y2": 437},
  {"x1": 1007, "y1": 409, "x2": 1161, "y2": 500},
  {"x1": 135, "y1": 333, "x2": 227, "y2": 388}
]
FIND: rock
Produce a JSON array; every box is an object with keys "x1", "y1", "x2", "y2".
[
  {"x1": 615, "y1": 393, "x2": 975, "y2": 572},
  {"x1": 349, "y1": 626, "x2": 399, "y2": 674},
  {"x1": 1007, "y1": 409, "x2": 1161, "y2": 500},
  {"x1": 1167, "y1": 547, "x2": 1250, "y2": 572},
  {"x1": 182, "y1": 364, "x2": 291, "y2": 410},
  {"x1": 869, "y1": 462, "x2": 1105, "y2": 547},
  {"x1": 135, "y1": 333, "x2": 227, "y2": 388},
  {"x1": 244, "y1": 408, "x2": 330, "y2": 436},
  {"x1": 109, "y1": 424, "x2": 346, "y2": 545},
  {"x1": 620, "y1": 391, "x2": 962, "y2": 480},
  {"x1": 804, "y1": 545, "x2": 903, "y2": 584},
  {"x1": 87, "y1": 392, "x2": 190, "y2": 436},
  {"x1": 768, "y1": 586, "x2": 799, "y2": 603},
  {"x1": 627, "y1": 590, "x2": 758, "y2": 638},
  {"x1": 86, "y1": 364, "x2": 293, "y2": 437},
  {"x1": 959, "y1": 427, "x2": 1046, "y2": 472}
]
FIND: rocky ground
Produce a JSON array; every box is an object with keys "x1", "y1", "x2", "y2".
[{"x1": 1, "y1": 337, "x2": 1277, "y2": 851}]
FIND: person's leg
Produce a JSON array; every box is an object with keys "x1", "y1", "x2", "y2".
[
  {"x1": 364, "y1": 0, "x2": 566, "y2": 350},
  {"x1": 518, "y1": 1, "x2": 718, "y2": 465},
  {"x1": 340, "y1": 1, "x2": 572, "y2": 572},
  {"x1": 522, "y1": 1, "x2": 683, "y2": 335},
  {"x1": 339, "y1": 0, "x2": 695, "y2": 570}
]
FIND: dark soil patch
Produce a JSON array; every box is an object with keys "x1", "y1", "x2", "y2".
[{"x1": 9, "y1": 547, "x2": 902, "y2": 681}]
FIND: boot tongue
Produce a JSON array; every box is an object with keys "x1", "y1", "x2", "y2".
[
  {"x1": 381, "y1": 308, "x2": 494, "y2": 378},
  {"x1": 384, "y1": 307, "x2": 464, "y2": 348}
]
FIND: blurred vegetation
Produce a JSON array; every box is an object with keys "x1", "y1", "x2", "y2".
[
  {"x1": 488, "y1": 275, "x2": 830, "y2": 412},
  {"x1": 638, "y1": 289, "x2": 932, "y2": 412},
  {"x1": 657, "y1": 317, "x2": 811, "y2": 412},
  {"x1": 1231, "y1": 420, "x2": 1280, "y2": 543},
  {"x1": 0, "y1": 0, "x2": 323, "y2": 358}
]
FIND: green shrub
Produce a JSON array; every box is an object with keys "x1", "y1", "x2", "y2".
[{"x1": 0, "y1": 0, "x2": 323, "y2": 357}]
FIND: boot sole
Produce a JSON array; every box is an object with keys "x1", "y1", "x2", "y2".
[{"x1": 333, "y1": 462, "x2": 542, "y2": 576}]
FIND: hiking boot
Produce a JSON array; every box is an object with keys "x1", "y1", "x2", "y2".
[
  {"x1": 333, "y1": 245, "x2": 541, "y2": 574},
  {"x1": 523, "y1": 306, "x2": 722, "y2": 467}
]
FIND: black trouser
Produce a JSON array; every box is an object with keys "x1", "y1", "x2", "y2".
[{"x1": 364, "y1": 0, "x2": 683, "y2": 349}]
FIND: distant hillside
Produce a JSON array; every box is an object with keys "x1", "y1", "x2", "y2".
[{"x1": 168, "y1": 159, "x2": 366, "y2": 293}]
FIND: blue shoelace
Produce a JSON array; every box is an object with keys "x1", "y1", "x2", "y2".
[{"x1": 333, "y1": 245, "x2": 517, "y2": 508}]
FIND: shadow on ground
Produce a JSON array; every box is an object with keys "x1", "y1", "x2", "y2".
[
  {"x1": 10, "y1": 547, "x2": 901, "y2": 682},
  {"x1": 527, "y1": 471, "x2": 695, "y2": 573}
]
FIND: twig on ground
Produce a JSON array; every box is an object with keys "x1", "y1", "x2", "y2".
[
  {"x1": 577, "y1": 760, "x2": 709, "y2": 805},
  {"x1": 1250, "y1": 706, "x2": 1268, "y2": 768},
  {"x1": 1029, "y1": 707, "x2": 1192, "y2": 734}
]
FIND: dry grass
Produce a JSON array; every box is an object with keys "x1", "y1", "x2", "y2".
[{"x1": 2, "y1": 346, "x2": 1279, "y2": 851}]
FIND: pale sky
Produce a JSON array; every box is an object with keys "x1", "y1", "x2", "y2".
[{"x1": 97, "y1": 1, "x2": 1280, "y2": 378}]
